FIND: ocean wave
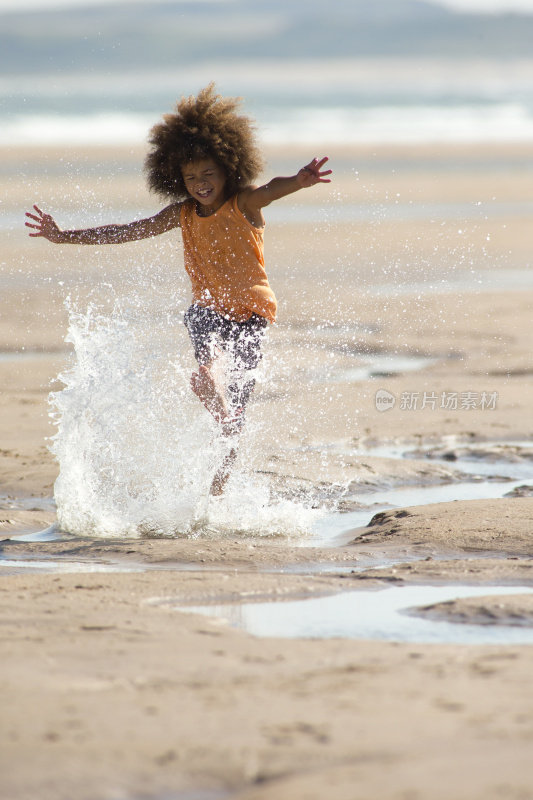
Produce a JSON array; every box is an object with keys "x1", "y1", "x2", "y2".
[{"x1": 3, "y1": 102, "x2": 533, "y2": 146}]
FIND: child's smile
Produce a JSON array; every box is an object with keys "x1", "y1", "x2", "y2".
[{"x1": 182, "y1": 158, "x2": 227, "y2": 214}]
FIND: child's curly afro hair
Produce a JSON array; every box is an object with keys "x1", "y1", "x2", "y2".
[{"x1": 144, "y1": 83, "x2": 264, "y2": 201}]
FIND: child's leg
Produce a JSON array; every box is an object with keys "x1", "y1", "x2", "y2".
[
  {"x1": 209, "y1": 447, "x2": 238, "y2": 496},
  {"x1": 207, "y1": 314, "x2": 267, "y2": 494},
  {"x1": 225, "y1": 314, "x2": 268, "y2": 421},
  {"x1": 184, "y1": 306, "x2": 267, "y2": 427},
  {"x1": 184, "y1": 305, "x2": 229, "y2": 423},
  {"x1": 183, "y1": 306, "x2": 267, "y2": 495},
  {"x1": 190, "y1": 364, "x2": 228, "y2": 423}
]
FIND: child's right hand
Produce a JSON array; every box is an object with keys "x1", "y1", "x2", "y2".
[
  {"x1": 25, "y1": 205, "x2": 64, "y2": 242},
  {"x1": 296, "y1": 157, "x2": 332, "y2": 188}
]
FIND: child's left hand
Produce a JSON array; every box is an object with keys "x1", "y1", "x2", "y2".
[{"x1": 297, "y1": 157, "x2": 332, "y2": 188}]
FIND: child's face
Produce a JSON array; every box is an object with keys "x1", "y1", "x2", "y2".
[{"x1": 181, "y1": 158, "x2": 227, "y2": 210}]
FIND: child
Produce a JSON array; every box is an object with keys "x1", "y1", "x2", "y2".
[{"x1": 25, "y1": 84, "x2": 331, "y2": 494}]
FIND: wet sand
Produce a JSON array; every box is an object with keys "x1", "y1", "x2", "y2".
[
  {"x1": 2, "y1": 143, "x2": 533, "y2": 799},
  {"x1": 411, "y1": 593, "x2": 533, "y2": 627}
]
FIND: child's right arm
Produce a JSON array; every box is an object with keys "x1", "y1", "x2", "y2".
[{"x1": 25, "y1": 203, "x2": 181, "y2": 244}]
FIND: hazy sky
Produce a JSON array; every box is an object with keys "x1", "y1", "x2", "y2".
[
  {"x1": 436, "y1": 0, "x2": 533, "y2": 9},
  {"x1": 0, "y1": 0, "x2": 532, "y2": 13}
]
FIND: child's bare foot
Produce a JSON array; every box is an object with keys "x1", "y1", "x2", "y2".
[{"x1": 191, "y1": 365, "x2": 228, "y2": 422}]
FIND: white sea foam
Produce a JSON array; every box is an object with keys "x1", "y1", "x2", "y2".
[
  {"x1": 0, "y1": 112, "x2": 154, "y2": 146},
  {"x1": 261, "y1": 102, "x2": 533, "y2": 145},
  {"x1": 49, "y1": 295, "x2": 317, "y2": 540},
  {"x1": 4, "y1": 103, "x2": 533, "y2": 147}
]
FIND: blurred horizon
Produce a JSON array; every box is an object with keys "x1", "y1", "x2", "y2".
[
  {"x1": 3, "y1": 0, "x2": 533, "y2": 146},
  {"x1": 1, "y1": 0, "x2": 533, "y2": 14}
]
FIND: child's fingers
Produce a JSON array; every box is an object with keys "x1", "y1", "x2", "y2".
[
  {"x1": 300, "y1": 156, "x2": 332, "y2": 185},
  {"x1": 25, "y1": 212, "x2": 40, "y2": 222},
  {"x1": 33, "y1": 204, "x2": 43, "y2": 215},
  {"x1": 303, "y1": 157, "x2": 326, "y2": 171},
  {"x1": 25, "y1": 222, "x2": 41, "y2": 229}
]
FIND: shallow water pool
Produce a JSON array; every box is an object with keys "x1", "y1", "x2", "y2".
[
  {"x1": 309, "y1": 476, "x2": 533, "y2": 547},
  {"x1": 174, "y1": 585, "x2": 533, "y2": 645}
]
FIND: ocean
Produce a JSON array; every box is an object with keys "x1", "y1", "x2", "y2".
[{"x1": 3, "y1": 58, "x2": 533, "y2": 146}]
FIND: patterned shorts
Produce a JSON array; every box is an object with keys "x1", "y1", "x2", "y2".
[{"x1": 183, "y1": 304, "x2": 268, "y2": 371}]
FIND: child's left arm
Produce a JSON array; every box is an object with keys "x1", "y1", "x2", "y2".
[{"x1": 240, "y1": 157, "x2": 331, "y2": 223}]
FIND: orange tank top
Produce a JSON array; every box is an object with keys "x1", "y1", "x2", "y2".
[{"x1": 179, "y1": 195, "x2": 277, "y2": 323}]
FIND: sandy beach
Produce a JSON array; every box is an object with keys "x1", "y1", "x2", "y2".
[{"x1": 1, "y1": 142, "x2": 533, "y2": 799}]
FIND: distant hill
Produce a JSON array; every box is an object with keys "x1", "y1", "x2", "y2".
[{"x1": 2, "y1": 0, "x2": 533, "y2": 75}]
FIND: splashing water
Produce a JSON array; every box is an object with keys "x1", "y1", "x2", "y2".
[{"x1": 49, "y1": 296, "x2": 317, "y2": 540}]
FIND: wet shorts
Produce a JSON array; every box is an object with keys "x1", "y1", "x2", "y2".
[{"x1": 183, "y1": 303, "x2": 268, "y2": 371}]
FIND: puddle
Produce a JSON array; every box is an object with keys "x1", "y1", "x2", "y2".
[
  {"x1": 173, "y1": 585, "x2": 533, "y2": 645},
  {"x1": 305, "y1": 438, "x2": 533, "y2": 547},
  {"x1": 309, "y1": 476, "x2": 533, "y2": 547},
  {"x1": 377, "y1": 439, "x2": 533, "y2": 475},
  {"x1": 360, "y1": 437, "x2": 533, "y2": 462},
  {"x1": 311, "y1": 353, "x2": 437, "y2": 383},
  {"x1": 12, "y1": 524, "x2": 66, "y2": 542},
  {"x1": 124, "y1": 791, "x2": 229, "y2": 800},
  {"x1": 0, "y1": 556, "x2": 143, "y2": 575}
]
